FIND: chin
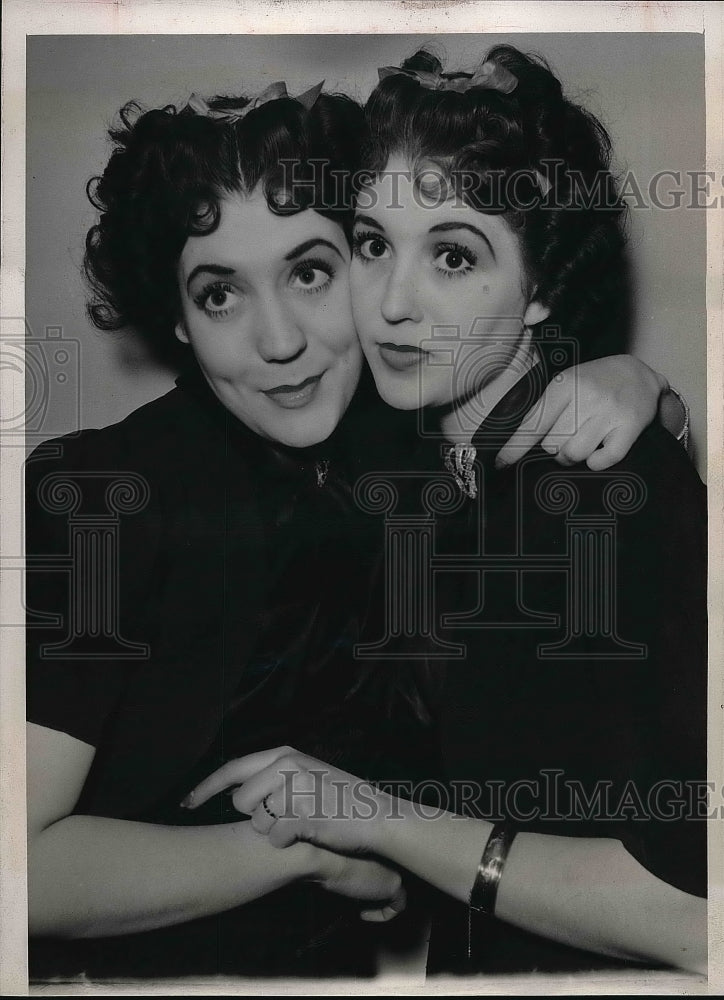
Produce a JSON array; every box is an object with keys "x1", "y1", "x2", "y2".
[
  {"x1": 369, "y1": 370, "x2": 432, "y2": 412},
  {"x1": 274, "y1": 407, "x2": 341, "y2": 449}
]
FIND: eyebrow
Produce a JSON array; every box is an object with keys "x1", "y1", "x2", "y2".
[
  {"x1": 354, "y1": 214, "x2": 384, "y2": 232},
  {"x1": 186, "y1": 263, "x2": 235, "y2": 292},
  {"x1": 429, "y1": 222, "x2": 496, "y2": 260},
  {"x1": 353, "y1": 215, "x2": 496, "y2": 260},
  {"x1": 185, "y1": 238, "x2": 345, "y2": 292},
  {"x1": 284, "y1": 238, "x2": 346, "y2": 262}
]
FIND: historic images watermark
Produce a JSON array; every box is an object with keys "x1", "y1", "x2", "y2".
[
  {"x1": 353, "y1": 462, "x2": 649, "y2": 661},
  {"x1": 1, "y1": 318, "x2": 81, "y2": 448},
  {"x1": 27, "y1": 468, "x2": 151, "y2": 661},
  {"x1": 270, "y1": 767, "x2": 719, "y2": 823},
  {"x1": 354, "y1": 322, "x2": 650, "y2": 662},
  {"x1": 275, "y1": 159, "x2": 724, "y2": 213},
  {"x1": 17, "y1": 317, "x2": 652, "y2": 665},
  {"x1": 8, "y1": 318, "x2": 151, "y2": 654}
]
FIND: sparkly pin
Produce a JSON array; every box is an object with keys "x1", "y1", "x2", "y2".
[
  {"x1": 315, "y1": 459, "x2": 330, "y2": 488},
  {"x1": 444, "y1": 443, "x2": 478, "y2": 500}
]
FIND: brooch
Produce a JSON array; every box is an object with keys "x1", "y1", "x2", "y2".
[
  {"x1": 315, "y1": 459, "x2": 330, "y2": 488},
  {"x1": 444, "y1": 443, "x2": 478, "y2": 500}
]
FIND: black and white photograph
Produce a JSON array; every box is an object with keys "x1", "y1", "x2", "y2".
[{"x1": 2, "y1": 1, "x2": 722, "y2": 994}]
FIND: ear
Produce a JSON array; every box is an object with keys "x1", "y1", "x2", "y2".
[
  {"x1": 174, "y1": 321, "x2": 190, "y2": 345},
  {"x1": 523, "y1": 298, "x2": 550, "y2": 328}
]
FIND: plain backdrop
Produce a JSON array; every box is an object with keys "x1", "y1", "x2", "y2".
[{"x1": 26, "y1": 32, "x2": 707, "y2": 474}]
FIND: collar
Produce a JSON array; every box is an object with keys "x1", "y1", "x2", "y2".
[
  {"x1": 174, "y1": 362, "x2": 388, "y2": 488},
  {"x1": 442, "y1": 361, "x2": 549, "y2": 500},
  {"x1": 175, "y1": 365, "x2": 332, "y2": 484},
  {"x1": 470, "y1": 361, "x2": 549, "y2": 475}
]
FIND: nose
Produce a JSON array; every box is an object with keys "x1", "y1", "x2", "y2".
[
  {"x1": 254, "y1": 294, "x2": 307, "y2": 363},
  {"x1": 380, "y1": 260, "x2": 423, "y2": 325}
]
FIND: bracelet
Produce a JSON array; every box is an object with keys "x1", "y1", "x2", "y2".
[
  {"x1": 469, "y1": 823, "x2": 517, "y2": 916},
  {"x1": 668, "y1": 385, "x2": 691, "y2": 452}
]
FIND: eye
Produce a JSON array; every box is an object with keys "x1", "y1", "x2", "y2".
[
  {"x1": 433, "y1": 242, "x2": 477, "y2": 277},
  {"x1": 352, "y1": 230, "x2": 391, "y2": 262},
  {"x1": 290, "y1": 258, "x2": 335, "y2": 294},
  {"x1": 193, "y1": 281, "x2": 239, "y2": 319}
]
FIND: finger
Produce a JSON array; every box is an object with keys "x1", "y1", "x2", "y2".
[
  {"x1": 555, "y1": 416, "x2": 610, "y2": 466},
  {"x1": 250, "y1": 802, "x2": 274, "y2": 836},
  {"x1": 268, "y1": 816, "x2": 303, "y2": 848},
  {"x1": 233, "y1": 761, "x2": 307, "y2": 816},
  {"x1": 585, "y1": 425, "x2": 637, "y2": 471},
  {"x1": 360, "y1": 885, "x2": 407, "y2": 922},
  {"x1": 183, "y1": 746, "x2": 295, "y2": 808},
  {"x1": 389, "y1": 881, "x2": 407, "y2": 914},
  {"x1": 495, "y1": 388, "x2": 569, "y2": 468},
  {"x1": 239, "y1": 758, "x2": 320, "y2": 818},
  {"x1": 232, "y1": 784, "x2": 282, "y2": 821},
  {"x1": 359, "y1": 908, "x2": 393, "y2": 922},
  {"x1": 231, "y1": 786, "x2": 251, "y2": 818},
  {"x1": 250, "y1": 796, "x2": 283, "y2": 836},
  {"x1": 540, "y1": 399, "x2": 587, "y2": 454}
]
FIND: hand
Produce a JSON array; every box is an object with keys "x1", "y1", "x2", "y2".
[
  {"x1": 183, "y1": 746, "x2": 390, "y2": 857},
  {"x1": 311, "y1": 850, "x2": 407, "y2": 923},
  {"x1": 495, "y1": 355, "x2": 668, "y2": 471}
]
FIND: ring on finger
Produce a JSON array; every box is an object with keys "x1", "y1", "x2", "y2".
[{"x1": 262, "y1": 793, "x2": 279, "y2": 821}]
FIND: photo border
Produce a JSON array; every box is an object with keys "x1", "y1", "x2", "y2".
[{"x1": 2, "y1": 2, "x2": 722, "y2": 995}]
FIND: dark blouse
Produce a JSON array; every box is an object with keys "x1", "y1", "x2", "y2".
[
  {"x1": 425, "y1": 366, "x2": 707, "y2": 974},
  {"x1": 25, "y1": 368, "x2": 436, "y2": 981},
  {"x1": 26, "y1": 359, "x2": 707, "y2": 979}
]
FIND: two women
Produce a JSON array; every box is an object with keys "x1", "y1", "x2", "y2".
[{"x1": 26, "y1": 54, "x2": 696, "y2": 980}]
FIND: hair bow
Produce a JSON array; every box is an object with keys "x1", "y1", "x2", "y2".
[
  {"x1": 187, "y1": 80, "x2": 325, "y2": 124},
  {"x1": 378, "y1": 59, "x2": 517, "y2": 96}
]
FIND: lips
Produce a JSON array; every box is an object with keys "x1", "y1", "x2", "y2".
[
  {"x1": 378, "y1": 342, "x2": 429, "y2": 372},
  {"x1": 263, "y1": 373, "x2": 323, "y2": 409}
]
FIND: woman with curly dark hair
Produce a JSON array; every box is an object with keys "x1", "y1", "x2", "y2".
[
  {"x1": 190, "y1": 48, "x2": 707, "y2": 977},
  {"x1": 26, "y1": 61, "x2": 687, "y2": 982},
  {"x1": 25, "y1": 85, "x2": 420, "y2": 982}
]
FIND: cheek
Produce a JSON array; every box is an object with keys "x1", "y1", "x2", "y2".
[
  {"x1": 312, "y1": 287, "x2": 361, "y2": 357},
  {"x1": 188, "y1": 332, "x2": 229, "y2": 368},
  {"x1": 183, "y1": 324, "x2": 254, "y2": 381},
  {"x1": 290, "y1": 296, "x2": 357, "y2": 365},
  {"x1": 350, "y1": 297, "x2": 376, "y2": 347},
  {"x1": 350, "y1": 262, "x2": 378, "y2": 312},
  {"x1": 326, "y1": 327, "x2": 360, "y2": 360},
  {"x1": 450, "y1": 277, "x2": 529, "y2": 336},
  {"x1": 487, "y1": 270, "x2": 530, "y2": 315},
  {"x1": 349, "y1": 267, "x2": 363, "y2": 309}
]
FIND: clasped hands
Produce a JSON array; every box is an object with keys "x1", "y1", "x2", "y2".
[{"x1": 183, "y1": 746, "x2": 405, "y2": 921}]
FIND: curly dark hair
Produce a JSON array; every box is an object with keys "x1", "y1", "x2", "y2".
[
  {"x1": 84, "y1": 91, "x2": 365, "y2": 363},
  {"x1": 362, "y1": 46, "x2": 631, "y2": 362}
]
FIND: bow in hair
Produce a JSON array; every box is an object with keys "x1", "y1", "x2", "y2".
[
  {"x1": 187, "y1": 80, "x2": 325, "y2": 124},
  {"x1": 378, "y1": 58, "x2": 517, "y2": 96}
]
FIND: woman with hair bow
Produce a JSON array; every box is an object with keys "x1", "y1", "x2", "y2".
[
  {"x1": 186, "y1": 47, "x2": 706, "y2": 977},
  {"x1": 27, "y1": 81, "x2": 417, "y2": 982},
  {"x1": 26, "y1": 59, "x2": 690, "y2": 980}
]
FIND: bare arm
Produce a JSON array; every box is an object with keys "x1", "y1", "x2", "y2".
[
  {"x1": 378, "y1": 801, "x2": 706, "y2": 973},
  {"x1": 27, "y1": 723, "x2": 317, "y2": 938},
  {"x1": 27, "y1": 723, "x2": 404, "y2": 938},
  {"x1": 188, "y1": 749, "x2": 707, "y2": 975}
]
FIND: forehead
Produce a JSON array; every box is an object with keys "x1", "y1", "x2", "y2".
[
  {"x1": 179, "y1": 188, "x2": 346, "y2": 276},
  {"x1": 357, "y1": 154, "x2": 517, "y2": 246}
]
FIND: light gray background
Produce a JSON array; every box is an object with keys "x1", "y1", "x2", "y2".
[{"x1": 26, "y1": 33, "x2": 707, "y2": 473}]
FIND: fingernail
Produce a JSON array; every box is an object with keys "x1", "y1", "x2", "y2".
[
  {"x1": 495, "y1": 457, "x2": 509, "y2": 470},
  {"x1": 180, "y1": 792, "x2": 195, "y2": 809}
]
